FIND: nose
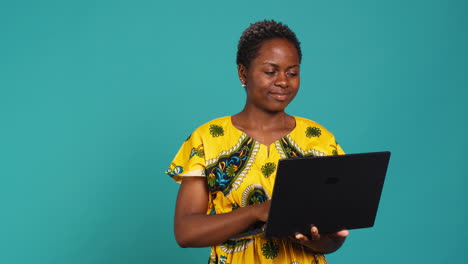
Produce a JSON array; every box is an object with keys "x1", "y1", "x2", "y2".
[{"x1": 275, "y1": 72, "x2": 288, "y2": 88}]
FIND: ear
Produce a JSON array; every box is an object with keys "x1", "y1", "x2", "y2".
[{"x1": 237, "y1": 64, "x2": 247, "y2": 84}]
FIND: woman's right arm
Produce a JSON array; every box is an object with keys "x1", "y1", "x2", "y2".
[{"x1": 174, "y1": 176, "x2": 269, "y2": 248}]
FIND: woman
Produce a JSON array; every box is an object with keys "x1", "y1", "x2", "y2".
[{"x1": 166, "y1": 20, "x2": 349, "y2": 263}]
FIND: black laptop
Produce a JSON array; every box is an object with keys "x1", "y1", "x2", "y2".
[{"x1": 264, "y1": 151, "x2": 391, "y2": 238}]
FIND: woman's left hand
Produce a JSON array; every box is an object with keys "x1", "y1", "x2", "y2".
[{"x1": 292, "y1": 226, "x2": 349, "y2": 254}]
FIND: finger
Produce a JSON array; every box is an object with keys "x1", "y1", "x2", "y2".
[
  {"x1": 310, "y1": 225, "x2": 320, "y2": 240},
  {"x1": 294, "y1": 233, "x2": 310, "y2": 241},
  {"x1": 336, "y1": 229, "x2": 350, "y2": 237}
]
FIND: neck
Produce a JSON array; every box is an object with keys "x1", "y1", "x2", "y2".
[
  {"x1": 234, "y1": 106, "x2": 291, "y2": 130},
  {"x1": 231, "y1": 106, "x2": 296, "y2": 146}
]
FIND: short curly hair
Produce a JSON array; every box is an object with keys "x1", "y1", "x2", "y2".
[{"x1": 236, "y1": 20, "x2": 302, "y2": 67}]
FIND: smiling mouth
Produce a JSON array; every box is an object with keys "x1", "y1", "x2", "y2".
[{"x1": 269, "y1": 92, "x2": 288, "y2": 101}]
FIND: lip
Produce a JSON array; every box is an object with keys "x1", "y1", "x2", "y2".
[{"x1": 269, "y1": 92, "x2": 289, "y2": 101}]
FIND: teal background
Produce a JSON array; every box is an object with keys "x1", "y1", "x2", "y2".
[{"x1": 1, "y1": 0, "x2": 467, "y2": 263}]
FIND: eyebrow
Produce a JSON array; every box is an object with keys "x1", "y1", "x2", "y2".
[{"x1": 262, "y1": 62, "x2": 300, "y2": 69}]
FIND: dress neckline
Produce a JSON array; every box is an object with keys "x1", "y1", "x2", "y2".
[{"x1": 228, "y1": 115, "x2": 298, "y2": 147}]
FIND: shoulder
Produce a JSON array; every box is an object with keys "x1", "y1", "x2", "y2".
[
  {"x1": 191, "y1": 116, "x2": 232, "y2": 137},
  {"x1": 293, "y1": 116, "x2": 334, "y2": 137},
  {"x1": 291, "y1": 116, "x2": 344, "y2": 155},
  {"x1": 187, "y1": 116, "x2": 244, "y2": 157}
]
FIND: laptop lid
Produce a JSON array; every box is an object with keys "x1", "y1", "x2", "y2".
[{"x1": 264, "y1": 151, "x2": 391, "y2": 238}]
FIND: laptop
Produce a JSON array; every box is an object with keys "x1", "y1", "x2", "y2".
[{"x1": 264, "y1": 151, "x2": 391, "y2": 238}]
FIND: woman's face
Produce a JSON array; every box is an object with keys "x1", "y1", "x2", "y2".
[{"x1": 239, "y1": 38, "x2": 300, "y2": 113}]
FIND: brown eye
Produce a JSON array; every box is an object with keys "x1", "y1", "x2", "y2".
[{"x1": 264, "y1": 71, "x2": 275, "y2": 76}]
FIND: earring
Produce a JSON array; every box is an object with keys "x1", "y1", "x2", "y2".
[
  {"x1": 240, "y1": 79, "x2": 246, "y2": 88},
  {"x1": 239, "y1": 78, "x2": 247, "y2": 89}
]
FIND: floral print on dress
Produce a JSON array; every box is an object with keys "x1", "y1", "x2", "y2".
[
  {"x1": 166, "y1": 163, "x2": 183, "y2": 177},
  {"x1": 205, "y1": 137, "x2": 254, "y2": 195},
  {"x1": 261, "y1": 162, "x2": 276, "y2": 178},
  {"x1": 221, "y1": 238, "x2": 254, "y2": 254},
  {"x1": 209, "y1": 124, "x2": 224, "y2": 137},
  {"x1": 190, "y1": 144, "x2": 205, "y2": 158},
  {"x1": 262, "y1": 240, "x2": 280, "y2": 259},
  {"x1": 241, "y1": 184, "x2": 270, "y2": 207},
  {"x1": 306, "y1": 126, "x2": 322, "y2": 137},
  {"x1": 166, "y1": 116, "x2": 344, "y2": 264}
]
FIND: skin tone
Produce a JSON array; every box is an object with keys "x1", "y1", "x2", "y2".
[
  {"x1": 232, "y1": 38, "x2": 300, "y2": 147},
  {"x1": 174, "y1": 38, "x2": 348, "y2": 253}
]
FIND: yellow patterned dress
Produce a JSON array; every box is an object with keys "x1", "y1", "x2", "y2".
[{"x1": 166, "y1": 116, "x2": 344, "y2": 264}]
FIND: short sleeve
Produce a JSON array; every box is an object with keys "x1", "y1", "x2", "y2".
[
  {"x1": 165, "y1": 129, "x2": 206, "y2": 183},
  {"x1": 330, "y1": 133, "x2": 345, "y2": 155},
  {"x1": 336, "y1": 142, "x2": 345, "y2": 155}
]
